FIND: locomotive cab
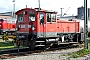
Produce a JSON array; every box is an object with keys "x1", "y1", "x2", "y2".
[{"x1": 16, "y1": 8, "x2": 37, "y2": 40}]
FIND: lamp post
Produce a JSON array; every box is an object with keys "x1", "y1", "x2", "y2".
[
  {"x1": 84, "y1": 0, "x2": 88, "y2": 49},
  {"x1": 12, "y1": 0, "x2": 15, "y2": 18}
]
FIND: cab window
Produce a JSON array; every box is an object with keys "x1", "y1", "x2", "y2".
[
  {"x1": 51, "y1": 14, "x2": 56, "y2": 22},
  {"x1": 29, "y1": 11, "x2": 35, "y2": 21},
  {"x1": 46, "y1": 13, "x2": 51, "y2": 22},
  {"x1": 46, "y1": 13, "x2": 56, "y2": 22},
  {"x1": 40, "y1": 13, "x2": 44, "y2": 24},
  {"x1": 18, "y1": 14, "x2": 23, "y2": 22}
]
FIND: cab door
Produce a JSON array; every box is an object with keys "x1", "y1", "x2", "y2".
[
  {"x1": 45, "y1": 13, "x2": 57, "y2": 37},
  {"x1": 38, "y1": 12, "x2": 46, "y2": 37}
]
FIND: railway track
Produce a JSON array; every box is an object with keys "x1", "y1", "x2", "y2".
[{"x1": 0, "y1": 43, "x2": 82, "y2": 59}]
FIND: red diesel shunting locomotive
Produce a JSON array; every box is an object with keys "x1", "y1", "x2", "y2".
[
  {"x1": 0, "y1": 18, "x2": 16, "y2": 34},
  {"x1": 15, "y1": 8, "x2": 83, "y2": 50}
]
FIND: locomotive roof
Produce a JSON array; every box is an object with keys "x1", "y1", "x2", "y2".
[
  {"x1": 59, "y1": 18, "x2": 82, "y2": 22},
  {"x1": 16, "y1": 8, "x2": 57, "y2": 14},
  {"x1": 34, "y1": 8, "x2": 57, "y2": 13}
]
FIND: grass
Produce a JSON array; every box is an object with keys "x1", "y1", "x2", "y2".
[
  {"x1": 0, "y1": 40, "x2": 14, "y2": 50},
  {"x1": 88, "y1": 37, "x2": 90, "y2": 40},
  {"x1": 0, "y1": 39, "x2": 27, "y2": 50},
  {"x1": 0, "y1": 35, "x2": 14, "y2": 50},
  {"x1": 0, "y1": 46, "x2": 14, "y2": 50}
]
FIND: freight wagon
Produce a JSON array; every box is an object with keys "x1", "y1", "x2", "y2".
[{"x1": 15, "y1": 8, "x2": 83, "y2": 50}]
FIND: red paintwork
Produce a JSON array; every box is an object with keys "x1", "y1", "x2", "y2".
[
  {"x1": 0, "y1": 19, "x2": 16, "y2": 31},
  {"x1": 46, "y1": 23, "x2": 57, "y2": 32},
  {"x1": 16, "y1": 8, "x2": 80, "y2": 34},
  {"x1": 16, "y1": 8, "x2": 37, "y2": 33},
  {"x1": 57, "y1": 20, "x2": 80, "y2": 33}
]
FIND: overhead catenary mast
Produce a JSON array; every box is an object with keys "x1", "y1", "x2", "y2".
[
  {"x1": 12, "y1": 0, "x2": 15, "y2": 18},
  {"x1": 84, "y1": 0, "x2": 88, "y2": 49},
  {"x1": 63, "y1": 7, "x2": 70, "y2": 16}
]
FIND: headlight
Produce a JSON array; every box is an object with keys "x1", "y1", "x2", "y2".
[
  {"x1": 32, "y1": 26, "x2": 35, "y2": 30},
  {"x1": 16, "y1": 27, "x2": 19, "y2": 31},
  {"x1": 2, "y1": 31, "x2": 6, "y2": 32},
  {"x1": 16, "y1": 28, "x2": 18, "y2": 31}
]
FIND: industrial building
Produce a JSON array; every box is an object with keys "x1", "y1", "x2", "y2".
[
  {"x1": 0, "y1": 12, "x2": 13, "y2": 19},
  {"x1": 77, "y1": 6, "x2": 90, "y2": 20},
  {"x1": 0, "y1": 12, "x2": 17, "y2": 19}
]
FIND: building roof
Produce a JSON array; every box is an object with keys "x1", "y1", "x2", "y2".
[
  {"x1": 0, "y1": 12, "x2": 12, "y2": 16},
  {"x1": 0, "y1": 12, "x2": 14, "y2": 19},
  {"x1": 0, "y1": 15, "x2": 12, "y2": 19}
]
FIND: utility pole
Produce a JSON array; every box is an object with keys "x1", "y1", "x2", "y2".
[
  {"x1": 38, "y1": 0, "x2": 40, "y2": 11},
  {"x1": 84, "y1": 0, "x2": 88, "y2": 49},
  {"x1": 12, "y1": 0, "x2": 15, "y2": 18},
  {"x1": 60, "y1": 8, "x2": 64, "y2": 17}
]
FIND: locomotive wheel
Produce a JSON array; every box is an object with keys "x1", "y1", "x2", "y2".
[
  {"x1": 45, "y1": 43, "x2": 54, "y2": 49},
  {"x1": 79, "y1": 41, "x2": 83, "y2": 44},
  {"x1": 29, "y1": 40, "x2": 36, "y2": 50}
]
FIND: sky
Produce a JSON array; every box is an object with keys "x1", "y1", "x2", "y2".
[{"x1": 0, "y1": 0, "x2": 90, "y2": 16}]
